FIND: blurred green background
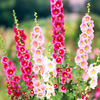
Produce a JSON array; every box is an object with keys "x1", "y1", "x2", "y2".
[{"x1": 0, "y1": 0, "x2": 100, "y2": 100}]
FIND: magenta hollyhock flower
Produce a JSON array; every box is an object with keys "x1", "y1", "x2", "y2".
[
  {"x1": 54, "y1": 84, "x2": 58, "y2": 89},
  {"x1": 67, "y1": 73, "x2": 72, "y2": 79},
  {"x1": 54, "y1": 21, "x2": 62, "y2": 31},
  {"x1": 21, "y1": 60, "x2": 29, "y2": 67},
  {"x1": 52, "y1": 8, "x2": 60, "y2": 17},
  {"x1": 51, "y1": 16, "x2": 55, "y2": 22},
  {"x1": 30, "y1": 90, "x2": 34, "y2": 95},
  {"x1": 17, "y1": 51, "x2": 22, "y2": 58},
  {"x1": 24, "y1": 53, "x2": 31, "y2": 61},
  {"x1": 1, "y1": 56, "x2": 8, "y2": 63},
  {"x1": 14, "y1": 27, "x2": 18, "y2": 35},
  {"x1": 57, "y1": 13, "x2": 65, "y2": 22},
  {"x1": 61, "y1": 71, "x2": 68, "y2": 79},
  {"x1": 56, "y1": 57, "x2": 62, "y2": 63},
  {"x1": 55, "y1": 0, "x2": 63, "y2": 9},
  {"x1": 52, "y1": 53, "x2": 57, "y2": 59},
  {"x1": 15, "y1": 85, "x2": 21, "y2": 92},
  {"x1": 50, "y1": 0, "x2": 57, "y2": 4},
  {"x1": 53, "y1": 29, "x2": 59, "y2": 35},
  {"x1": 56, "y1": 34, "x2": 64, "y2": 42},
  {"x1": 13, "y1": 76, "x2": 20, "y2": 84},
  {"x1": 22, "y1": 74, "x2": 29, "y2": 81},
  {"x1": 58, "y1": 48, "x2": 65, "y2": 56},
  {"x1": 53, "y1": 42, "x2": 61, "y2": 50},
  {"x1": 20, "y1": 66, "x2": 25, "y2": 74},
  {"x1": 28, "y1": 81, "x2": 33, "y2": 88},
  {"x1": 14, "y1": 35, "x2": 19, "y2": 43},
  {"x1": 61, "y1": 78, "x2": 66, "y2": 84},
  {"x1": 3, "y1": 63, "x2": 9, "y2": 71},
  {"x1": 56, "y1": 67, "x2": 62, "y2": 73},
  {"x1": 20, "y1": 30, "x2": 27, "y2": 41},
  {"x1": 24, "y1": 66, "x2": 32, "y2": 75},
  {"x1": 65, "y1": 67, "x2": 72, "y2": 73},
  {"x1": 60, "y1": 85, "x2": 66, "y2": 93},
  {"x1": 19, "y1": 56, "x2": 24, "y2": 62},
  {"x1": 6, "y1": 68, "x2": 15, "y2": 77},
  {"x1": 19, "y1": 46, "x2": 25, "y2": 53}
]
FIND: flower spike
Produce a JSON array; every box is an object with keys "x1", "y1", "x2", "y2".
[
  {"x1": 86, "y1": 3, "x2": 91, "y2": 15},
  {"x1": 34, "y1": 12, "x2": 39, "y2": 26}
]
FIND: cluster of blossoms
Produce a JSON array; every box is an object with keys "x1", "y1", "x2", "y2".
[
  {"x1": 87, "y1": 64, "x2": 100, "y2": 89},
  {"x1": 50, "y1": 0, "x2": 65, "y2": 63},
  {"x1": 56, "y1": 66, "x2": 72, "y2": 93},
  {"x1": 77, "y1": 93, "x2": 89, "y2": 100},
  {"x1": 30, "y1": 26, "x2": 57, "y2": 99},
  {"x1": 14, "y1": 27, "x2": 34, "y2": 96},
  {"x1": 1, "y1": 57, "x2": 22, "y2": 99},
  {"x1": 75, "y1": 15, "x2": 94, "y2": 71}
]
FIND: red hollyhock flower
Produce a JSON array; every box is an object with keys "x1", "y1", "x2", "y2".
[
  {"x1": 52, "y1": 8, "x2": 60, "y2": 17},
  {"x1": 6, "y1": 68, "x2": 15, "y2": 77},
  {"x1": 13, "y1": 76, "x2": 20, "y2": 84},
  {"x1": 1, "y1": 56, "x2": 8, "y2": 63},
  {"x1": 24, "y1": 66, "x2": 32, "y2": 75},
  {"x1": 60, "y1": 85, "x2": 66, "y2": 93},
  {"x1": 19, "y1": 46, "x2": 25, "y2": 53},
  {"x1": 21, "y1": 60, "x2": 29, "y2": 67},
  {"x1": 58, "y1": 48, "x2": 65, "y2": 56},
  {"x1": 55, "y1": 0, "x2": 63, "y2": 9},
  {"x1": 56, "y1": 57, "x2": 62, "y2": 63},
  {"x1": 54, "y1": 84, "x2": 58, "y2": 89},
  {"x1": 61, "y1": 71, "x2": 68, "y2": 79},
  {"x1": 24, "y1": 53, "x2": 31, "y2": 61},
  {"x1": 3, "y1": 63, "x2": 9, "y2": 71},
  {"x1": 30, "y1": 90, "x2": 34, "y2": 95},
  {"x1": 53, "y1": 42, "x2": 61, "y2": 50}
]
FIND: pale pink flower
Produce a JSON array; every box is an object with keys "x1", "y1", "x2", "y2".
[
  {"x1": 90, "y1": 20, "x2": 94, "y2": 28},
  {"x1": 37, "y1": 35, "x2": 44, "y2": 44},
  {"x1": 77, "y1": 48, "x2": 85, "y2": 55},
  {"x1": 33, "y1": 26, "x2": 41, "y2": 34},
  {"x1": 46, "y1": 92, "x2": 51, "y2": 99},
  {"x1": 30, "y1": 32, "x2": 35, "y2": 40},
  {"x1": 78, "y1": 40, "x2": 86, "y2": 47},
  {"x1": 75, "y1": 55, "x2": 82, "y2": 64},
  {"x1": 47, "y1": 84, "x2": 54, "y2": 93},
  {"x1": 83, "y1": 15, "x2": 91, "y2": 22},
  {"x1": 37, "y1": 91, "x2": 45, "y2": 98},
  {"x1": 34, "y1": 57, "x2": 43, "y2": 65},
  {"x1": 80, "y1": 60, "x2": 88, "y2": 69},
  {"x1": 32, "y1": 65, "x2": 40, "y2": 74},
  {"x1": 34, "y1": 80, "x2": 41, "y2": 87},
  {"x1": 86, "y1": 27, "x2": 94, "y2": 35},
  {"x1": 90, "y1": 77, "x2": 97, "y2": 89},
  {"x1": 84, "y1": 44, "x2": 92, "y2": 53},
  {"x1": 80, "y1": 23, "x2": 87, "y2": 31},
  {"x1": 81, "y1": 73, "x2": 89, "y2": 82},
  {"x1": 31, "y1": 40, "x2": 39, "y2": 49},
  {"x1": 42, "y1": 71, "x2": 50, "y2": 82}
]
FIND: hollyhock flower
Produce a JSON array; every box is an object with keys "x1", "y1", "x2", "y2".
[
  {"x1": 6, "y1": 68, "x2": 15, "y2": 77},
  {"x1": 1, "y1": 56, "x2": 8, "y2": 63},
  {"x1": 39, "y1": 83, "x2": 46, "y2": 91},
  {"x1": 80, "y1": 60, "x2": 88, "y2": 69},
  {"x1": 81, "y1": 33, "x2": 88, "y2": 40},
  {"x1": 13, "y1": 76, "x2": 20, "y2": 84},
  {"x1": 15, "y1": 85, "x2": 21, "y2": 92},
  {"x1": 17, "y1": 51, "x2": 22, "y2": 58},
  {"x1": 56, "y1": 67, "x2": 62, "y2": 73},
  {"x1": 51, "y1": 8, "x2": 60, "y2": 16},
  {"x1": 84, "y1": 44, "x2": 91, "y2": 53},
  {"x1": 58, "y1": 48, "x2": 65, "y2": 56},
  {"x1": 75, "y1": 55, "x2": 82, "y2": 64},
  {"x1": 24, "y1": 66, "x2": 32, "y2": 75},
  {"x1": 30, "y1": 90, "x2": 34, "y2": 95},
  {"x1": 55, "y1": 0, "x2": 63, "y2": 9},
  {"x1": 54, "y1": 84, "x2": 58, "y2": 89},
  {"x1": 21, "y1": 60, "x2": 29, "y2": 67},
  {"x1": 90, "y1": 77, "x2": 97, "y2": 89},
  {"x1": 81, "y1": 73, "x2": 89, "y2": 82},
  {"x1": 3, "y1": 63, "x2": 9, "y2": 71},
  {"x1": 90, "y1": 20, "x2": 94, "y2": 28},
  {"x1": 53, "y1": 69, "x2": 57, "y2": 77},
  {"x1": 50, "y1": 0, "x2": 57, "y2": 4},
  {"x1": 68, "y1": 73, "x2": 72, "y2": 79},
  {"x1": 33, "y1": 26, "x2": 41, "y2": 34},
  {"x1": 34, "y1": 80, "x2": 41, "y2": 87},
  {"x1": 37, "y1": 35, "x2": 44, "y2": 44},
  {"x1": 83, "y1": 53, "x2": 89, "y2": 61},
  {"x1": 60, "y1": 85, "x2": 66, "y2": 93},
  {"x1": 61, "y1": 78, "x2": 66, "y2": 84},
  {"x1": 65, "y1": 67, "x2": 72, "y2": 73},
  {"x1": 80, "y1": 23, "x2": 87, "y2": 31},
  {"x1": 53, "y1": 29, "x2": 59, "y2": 35},
  {"x1": 30, "y1": 32, "x2": 35, "y2": 40},
  {"x1": 28, "y1": 81, "x2": 33, "y2": 88},
  {"x1": 46, "y1": 92, "x2": 51, "y2": 99},
  {"x1": 34, "y1": 49, "x2": 42, "y2": 57},
  {"x1": 95, "y1": 86, "x2": 100, "y2": 98},
  {"x1": 61, "y1": 71, "x2": 68, "y2": 79},
  {"x1": 87, "y1": 65, "x2": 98, "y2": 78},
  {"x1": 20, "y1": 30, "x2": 27, "y2": 41},
  {"x1": 86, "y1": 28, "x2": 93, "y2": 35},
  {"x1": 42, "y1": 71, "x2": 50, "y2": 82},
  {"x1": 56, "y1": 57, "x2": 62, "y2": 63},
  {"x1": 14, "y1": 35, "x2": 19, "y2": 43},
  {"x1": 47, "y1": 84, "x2": 54, "y2": 93},
  {"x1": 78, "y1": 40, "x2": 86, "y2": 47},
  {"x1": 53, "y1": 42, "x2": 62, "y2": 50},
  {"x1": 56, "y1": 34, "x2": 64, "y2": 42},
  {"x1": 57, "y1": 13, "x2": 65, "y2": 22},
  {"x1": 37, "y1": 91, "x2": 44, "y2": 98},
  {"x1": 31, "y1": 40, "x2": 39, "y2": 49},
  {"x1": 24, "y1": 53, "x2": 31, "y2": 61},
  {"x1": 77, "y1": 48, "x2": 85, "y2": 55},
  {"x1": 32, "y1": 65, "x2": 40, "y2": 74},
  {"x1": 20, "y1": 66, "x2": 25, "y2": 74},
  {"x1": 52, "y1": 53, "x2": 57, "y2": 59},
  {"x1": 33, "y1": 88, "x2": 38, "y2": 94},
  {"x1": 22, "y1": 74, "x2": 29, "y2": 81},
  {"x1": 19, "y1": 46, "x2": 25, "y2": 53},
  {"x1": 54, "y1": 21, "x2": 62, "y2": 31},
  {"x1": 35, "y1": 57, "x2": 43, "y2": 65},
  {"x1": 83, "y1": 15, "x2": 91, "y2": 22}
]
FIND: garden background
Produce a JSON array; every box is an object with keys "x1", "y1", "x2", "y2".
[{"x1": 0, "y1": 0, "x2": 100, "y2": 99}]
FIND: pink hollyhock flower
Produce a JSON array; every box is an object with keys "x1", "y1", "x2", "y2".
[
  {"x1": 61, "y1": 78, "x2": 66, "y2": 84},
  {"x1": 34, "y1": 49, "x2": 42, "y2": 56},
  {"x1": 42, "y1": 71, "x2": 50, "y2": 82},
  {"x1": 33, "y1": 88, "x2": 38, "y2": 94},
  {"x1": 33, "y1": 26, "x2": 41, "y2": 34},
  {"x1": 1, "y1": 56, "x2": 8, "y2": 63},
  {"x1": 31, "y1": 40, "x2": 39, "y2": 49},
  {"x1": 53, "y1": 42, "x2": 62, "y2": 50},
  {"x1": 86, "y1": 28, "x2": 93, "y2": 35},
  {"x1": 37, "y1": 91, "x2": 45, "y2": 98},
  {"x1": 28, "y1": 81, "x2": 33, "y2": 88},
  {"x1": 30, "y1": 32, "x2": 35, "y2": 40},
  {"x1": 81, "y1": 73, "x2": 89, "y2": 82},
  {"x1": 52, "y1": 53, "x2": 57, "y2": 59},
  {"x1": 54, "y1": 21, "x2": 62, "y2": 31},
  {"x1": 19, "y1": 46, "x2": 25, "y2": 53},
  {"x1": 52, "y1": 8, "x2": 60, "y2": 17},
  {"x1": 61, "y1": 71, "x2": 68, "y2": 79},
  {"x1": 78, "y1": 40, "x2": 85, "y2": 47},
  {"x1": 90, "y1": 53, "x2": 95, "y2": 59},
  {"x1": 80, "y1": 23, "x2": 87, "y2": 31},
  {"x1": 56, "y1": 33, "x2": 64, "y2": 42},
  {"x1": 60, "y1": 85, "x2": 66, "y2": 93},
  {"x1": 47, "y1": 84, "x2": 54, "y2": 93},
  {"x1": 56, "y1": 57, "x2": 62, "y2": 63},
  {"x1": 24, "y1": 53, "x2": 31, "y2": 61},
  {"x1": 53, "y1": 69, "x2": 57, "y2": 77},
  {"x1": 21, "y1": 60, "x2": 29, "y2": 67},
  {"x1": 34, "y1": 80, "x2": 41, "y2": 87},
  {"x1": 80, "y1": 60, "x2": 88, "y2": 69},
  {"x1": 17, "y1": 51, "x2": 22, "y2": 58},
  {"x1": 32, "y1": 65, "x2": 40, "y2": 74},
  {"x1": 24, "y1": 66, "x2": 32, "y2": 75},
  {"x1": 13, "y1": 76, "x2": 20, "y2": 84},
  {"x1": 55, "y1": 0, "x2": 63, "y2": 9},
  {"x1": 83, "y1": 53, "x2": 89, "y2": 61},
  {"x1": 6, "y1": 68, "x2": 15, "y2": 77},
  {"x1": 65, "y1": 67, "x2": 72, "y2": 73},
  {"x1": 54, "y1": 84, "x2": 58, "y2": 89},
  {"x1": 37, "y1": 35, "x2": 44, "y2": 44},
  {"x1": 34, "y1": 57, "x2": 43, "y2": 65},
  {"x1": 90, "y1": 20, "x2": 94, "y2": 28},
  {"x1": 57, "y1": 13, "x2": 65, "y2": 22},
  {"x1": 81, "y1": 33, "x2": 88, "y2": 40},
  {"x1": 83, "y1": 15, "x2": 91, "y2": 22},
  {"x1": 84, "y1": 44, "x2": 91, "y2": 53},
  {"x1": 30, "y1": 90, "x2": 34, "y2": 95},
  {"x1": 3, "y1": 63, "x2": 9, "y2": 71},
  {"x1": 56, "y1": 67, "x2": 62, "y2": 73},
  {"x1": 87, "y1": 64, "x2": 98, "y2": 78},
  {"x1": 46, "y1": 92, "x2": 51, "y2": 99},
  {"x1": 39, "y1": 83, "x2": 46, "y2": 91},
  {"x1": 20, "y1": 66, "x2": 25, "y2": 74},
  {"x1": 90, "y1": 77, "x2": 97, "y2": 89},
  {"x1": 77, "y1": 48, "x2": 85, "y2": 55},
  {"x1": 75, "y1": 55, "x2": 82, "y2": 64}
]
